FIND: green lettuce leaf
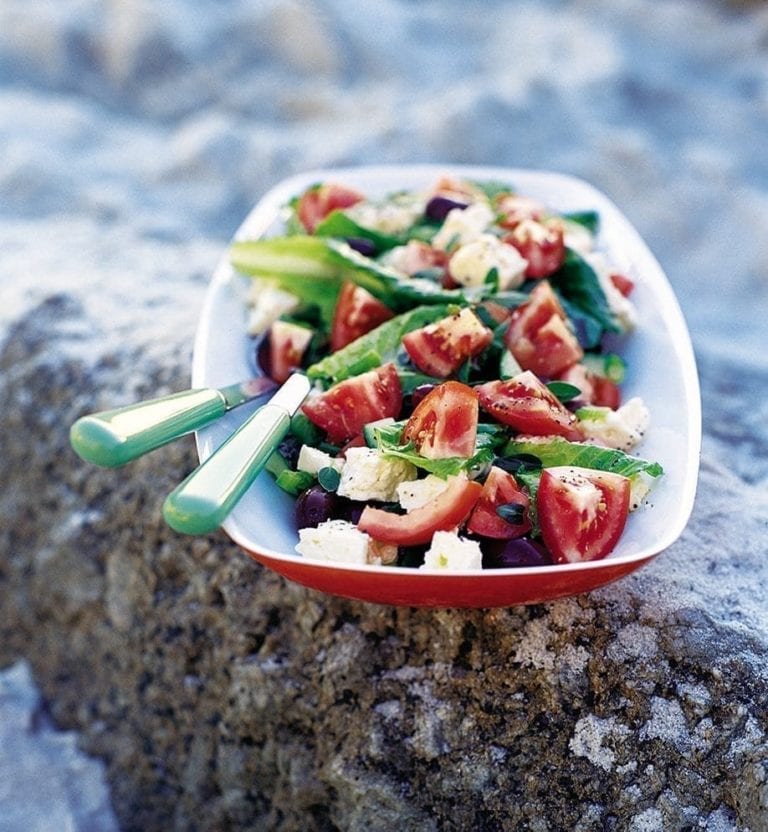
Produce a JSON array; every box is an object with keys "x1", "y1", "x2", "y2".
[
  {"x1": 561, "y1": 210, "x2": 600, "y2": 234},
  {"x1": 231, "y1": 235, "x2": 342, "y2": 325},
  {"x1": 551, "y1": 249, "x2": 622, "y2": 348},
  {"x1": 376, "y1": 432, "x2": 494, "y2": 480},
  {"x1": 231, "y1": 236, "x2": 489, "y2": 326},
  {"x1": 307, "y1": 305, "x2": 451, "y2": 383},
  {"x1": 313, "y1": 209, "x2": 403, "y2": 251},
  {"x1": 502, "y1": 437, "x2": 663, "y2": 481}
]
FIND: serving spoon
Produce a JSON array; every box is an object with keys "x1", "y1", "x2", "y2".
[
  {"x1": 70, "y1": 372, "x2": 310, "y2": 536},
  {"x1": 69, "y1": 376, "x2": 278, "y2": 467},
  {"x1": 162, "y1": 373, "x2": 310, "y2": 535}
]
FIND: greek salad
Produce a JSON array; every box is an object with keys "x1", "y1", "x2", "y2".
[{"x1": 230, "y1": 175, "x2": 663, "y2": 571}]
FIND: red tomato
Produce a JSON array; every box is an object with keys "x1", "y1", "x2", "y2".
[
  {"x1": 330, "y1": 281, "x2": 394, "y2": 351},
  {"x1": 402, "y1": 381, "x2": 478, "y2": 459},
  {"x1": 504, "y1": 280, "x2": 583, "y2": 378},
  {"x1": 475, "y1": 371, "x2": 583, "y2": 440},
  {"x1": 537, "y1": 466, "x2": 631, "y2": 563},
  {"x1": 466, "y1": 466, "x2": 532, "y2": 539},
  {"x1": 301, "y1": 363, "x2": 403, "y2": 444},
  {"x1": 610, "y1": 273, "x2": 635, "y2": 297},
  {"x1": 496, "y1": 194, "x2": 545, "y2": 229},
  {"x1": 592, "y1": 376, "x2": 621, "y2": 409},
  {"x1": 559, "y1": 364, "x2": 622, "y2": 409},
  {"x1": 505, "y1": 219, "x2": 565, "y2": 278},
  {"x1": 297, "y1": 183, "x2": 364, "y2": 233},
  {"x1": 357, "y1": 477, "x2": 482, "y2": 546},
  {"x1": 268, "y1": 320, "x2": 313, "y2": 384},
  {"x1": 402, "y1": 308, "x2": 493, "y2": 378}
]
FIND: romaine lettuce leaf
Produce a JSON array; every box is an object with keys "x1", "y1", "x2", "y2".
[
  {"x1": 376, "y1": 432, "x2": 494, "y2": 480},
  {"x1": 307, "y1": 305, "x2": 451, "y2": 383},
  {"x1": 551, "y1": 249, "x2": 622, "y2": 348},
  {"x1": 502, "y1": 436, "x2": 663, "y2": 480},
  {"x1": 313, "y1": 209, "x2": 403, "y2": 251},
  {"x1": 231, "y1": 235, "x2": 489, "y2": 326}
]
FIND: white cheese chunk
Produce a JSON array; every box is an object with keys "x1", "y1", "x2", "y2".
[
  {"x1": 337, "y1": 447, "x2": 417, "y2": 502},
  {"x1": 420, "y1": 531, "x2": 483, "y2": 571},
  {"x1": 296, "y1": 520, "x2": 372, "y2": 565},
  {"x1": 432, "y1": 201, "x2": 495, "y2": 251},
  {"x1": 396, "y1": 475, "x2": 450, "y2": 512},
  {"x1": 628, "y1": 473, "x2": 654, "y2": 512},
  {"x1": 246, "y1": 282, "x2": 300, "y2": 336},
  {"x1": 347, "y1": 197, "x2": 425, "y2": 235},
  {"x1": 296, "y1": 445, "x2": 345, "y2": 477},
  {"x1": 584, "y1": 252, "x2": 637, "y2": 332},
  {"x1": 448, "y1": 234, "x2": 528, "y2": 290},
  {"x1": 578, "y1": 397, "x2": 650, "y2": 452},
  {"x1": 559, "y1": 218, "x2": 595, "y2": 256}
]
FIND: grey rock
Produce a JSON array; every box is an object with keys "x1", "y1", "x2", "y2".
[
  {"x1": 0, "y1": 662, "x2": 117, "y2": 832},
  {"x1": 1, "y1": 0, "x2": 768, "y2": 830}
]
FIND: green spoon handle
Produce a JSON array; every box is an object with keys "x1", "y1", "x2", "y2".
[
  {"x1": 70, "y1": 388, "x2": 227, "y2": 468},
  {"x1": 162, "y1": 402, "x2": 291, "y2": 536}
]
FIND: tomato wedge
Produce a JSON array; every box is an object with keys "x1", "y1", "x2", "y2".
[
  {"x1": 402, "y1": 381, "x2": 478, "y2": 459},
  {"x1": 496, "y1": 194, "x2": 545, "y2": 229},
  {"x1": 559, "y1": 363, "x2": 621, "y2": 409},
  {"x1": 301, "y1": 363, "x2": 403, "y2": 444},
  {"x1": 504, "y1": 280, "x2": 583, "y2": 378},
  {"x1": 268, "y1": 320, "x2": 313, "y2": 383},
  {"x1": 357, "y1": 477, "x2": 482, "y2": 546},
  {"x1": 297, "y1": 183, "x2": 364, "y2": 233},
  {"x1": 330, "y1": 281, "x2": 394, "y2": 352},
  {"x1": 466, "y1": 466, "x2": 532, "y2": 539},
  {"x1": 610, "y1": 273, "x2": 635, "y2": 297},
  {"x1": 402, "y1": 308, "x2": 493, "y2": 378},
  {"x1": 537, "y1": 466, "x2": 631, "y2": 563},
  {"x1": 505, "y1": 218, "x2": 566, "y2": 278},
  {"x1": 475, "y1": 370, "x2": 583, "y2": 440}
]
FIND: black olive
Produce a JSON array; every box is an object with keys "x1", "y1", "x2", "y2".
[
  {"x1": 295, "y1": 485, "x2": 337, "y2": 529},
  {"x1": 425, "y1": 195, "x2": 469, "y2": 222},
  {"x1": 482, "y1": 538, "x2": 553, "y2": 569},
  {"x1": 345, "y1": 237, "x2": 378, "y2": 257}
]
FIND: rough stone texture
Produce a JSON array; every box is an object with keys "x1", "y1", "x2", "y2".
[{"x1": 1, "y1": 1, "x2": 768, "y2": 830}]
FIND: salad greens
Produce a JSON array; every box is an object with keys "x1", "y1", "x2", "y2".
[
  {"x1": 307, "y1": 305, "x2": 451, "y2": 384},
  {"x1": 232, "y1": 175, "x2": 662, "y2": 570}
]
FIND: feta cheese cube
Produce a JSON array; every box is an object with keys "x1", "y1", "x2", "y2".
[
  {"x1": 420, "y1": 531, "x2": 483, "y2": 571},
  {"x1": 397, "y1": 475, "x2": 450, "y2": 512},
  {"x1": 559, "y1": 218, "x2": 595, "y2": 256},
  {"x1": 448, "y1": 234, "x2": 528, "y2": 290},
  {"x1": 246, "y1": 283, "x2": 300, "y2": 336},
  {"x1": 296, "y1": 520, "x2": 372, "y2": 565},
  {"x1": 585, "y1": 252, "x2": 637, "y2": 331},
  {"x1": 578, "y1": 397, "x2": 650, "y2": 452},
  {"x1": 432, "y1": 202, "x2": 495, "y2": 251},
  {"x1": 348, "y1": 197, "x2": 426, "y2": 235},
  {"x1": 296, "y1": 445, "x2": 344, "y2": 477},
  {"x1": 337, "y1": 447, "x2": 417, "y2": 502}
]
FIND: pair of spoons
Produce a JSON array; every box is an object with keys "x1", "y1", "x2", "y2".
[{"x1": 69, "y1": 374, "x2": 311, "y2": 535}]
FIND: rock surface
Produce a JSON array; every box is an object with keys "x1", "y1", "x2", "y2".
[
  {"x1": 1, "y1": 1, "x2": 767, "y2": 830},
  {"x1": 0, "y1": 661, "x2": 117, "y2": 832}
]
